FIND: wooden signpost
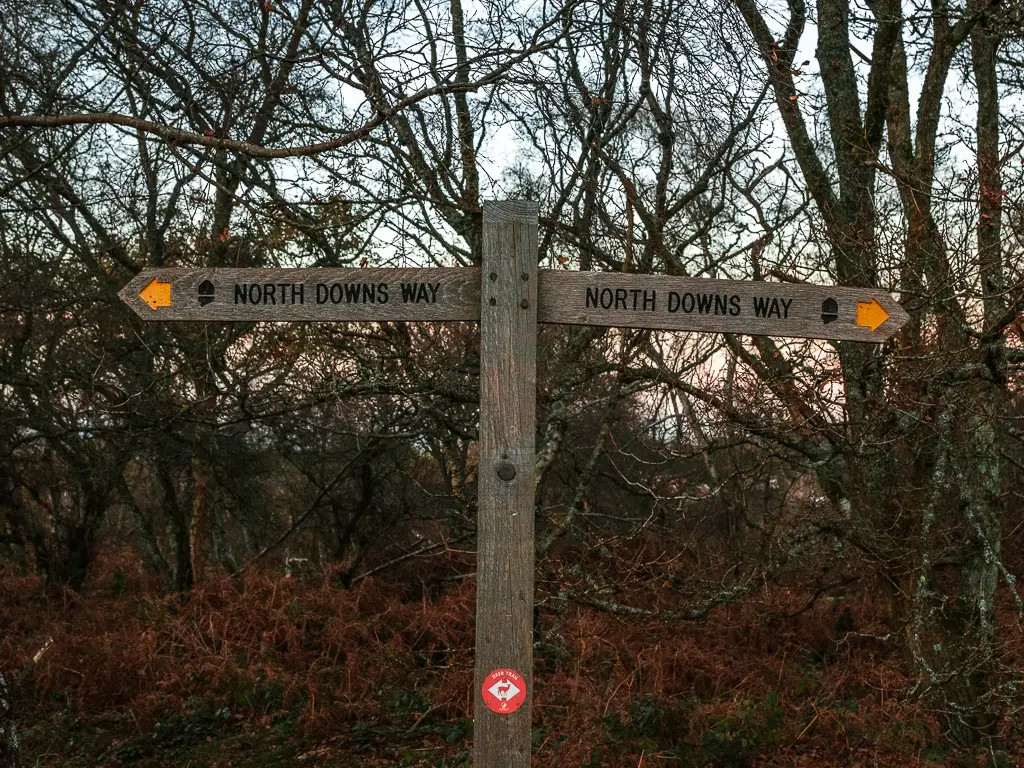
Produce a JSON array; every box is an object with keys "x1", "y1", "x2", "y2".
[
  {"x1": 121, "y1": 269, "x2": 907, "y2": 345},
  {"x1": 121, "y1": 201, "x2": 908, "y2": 766}
]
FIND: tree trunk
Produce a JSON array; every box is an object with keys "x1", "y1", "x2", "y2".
[
  {"x1": 909, "y1": 403, "x2": 1003, "y2": 746},
  {"x1": 190, "y1": 457, "x2": 209, "y2": 587},
  {"x1": 0, "y1": 669, "x2": 21, "y2": 768},
  {"x1": 156, "y1": 463, "x2": 194, "y2": 593},
  {"x1": 734, "y1": 0, "x2": 1008, "y2": 748}
]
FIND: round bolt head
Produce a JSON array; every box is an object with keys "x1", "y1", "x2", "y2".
[{"x1": 497, "y1": 461, "x2": 517, "y2": 482}]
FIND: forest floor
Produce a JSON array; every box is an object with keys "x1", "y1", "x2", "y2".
[{"x1": 3, "y1": 549, "x2": 1023, "y2": 767}]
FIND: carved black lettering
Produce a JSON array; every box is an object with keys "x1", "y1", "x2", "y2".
[
  {"x1": 729, "y1": 295, "x2": 741, "y2": 316},
  {"x1": 344, "y1": 283, "x2": 360, "y2": 302},
  {"x1": 401, "y1": 282, "x2": 416, "y2": 302},
  {"x1": 415, "y1": 283, "x2": 429, "y2": 302},
  {"x1": 427, "y1": 282, "x2": 439, "y2": 302},
  {"x1": 753, "y1": 296, "x2": 771, "y2": 317},
  {"x1": 696, "y1": 293, "x2": 713, "y2": 314},
  {"x1": 629, "y1": 289, "x2": 642, "y2": 310},
  {"x1": 377, "y1": 283, "x2": 389, "y2": 303},
  {"x1": 642, "y1": 290, "x2": 656, "y2": 311},
  {"x1": 714, "y1": 295, "x2": 728, "y2": 315},
  {"x1": 361, "y1": 283, "x2": 375, "y2": 303},
  {"x1": 681, "y1": 293, "x2": 695, "y2": 313},
  {"x1": 780, "y1": 297, "x2": 793, "y2": 318},
  {"x1": 668, "y1": 291, "x2": 680, "y2": 312},
  {"x1": 235, "y1": 285, "x2": 247, "y2": 304},
  {"x1": 331, "y1": 284, "x2": 343, "y2": 303},
  {"x1": 586, "y1": 287, "x2": 599, "y2": 308},
  {"x1": 248, "y1": 284, "x2": 261, "y2": 304},
  {"x1": 614, "y1": 288, "x2": 627, "y2": 310},
  {"x1": 316, "y1": 284, "x2": 328, "y2": 304},
  {"x1": 600, "y1": 288, "x2": 613, "y2": 309}
]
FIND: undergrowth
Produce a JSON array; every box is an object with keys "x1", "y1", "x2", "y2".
[{"x1": 1, "y1": 550, "x2": 1022, "y2": 767}]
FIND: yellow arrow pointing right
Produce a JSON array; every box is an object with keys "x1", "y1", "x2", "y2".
[
  {"x1": 139, "y1": 278, "x2": 172, "y2": 310},
  {"x1": 856, "y1": 298, "x2": 889, "y2": 332}
]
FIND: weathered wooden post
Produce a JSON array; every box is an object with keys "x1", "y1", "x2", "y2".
[{"x1": 473, "y1": 201, "x2": 538, "y2": 767}]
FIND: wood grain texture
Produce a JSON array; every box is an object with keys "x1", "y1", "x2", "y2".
[
  {"x1": 474, "y1": 201, "x2": 538, "y2": 768},
  {"x1": 120, "y1": 266, "x2": 907, "y2": 343},
  {"x1": 536, "y1": 271, "x2": 909, "y2": 342},
  {"x1": 118, "y1": 268, "x2": 481, "y2": 322}
]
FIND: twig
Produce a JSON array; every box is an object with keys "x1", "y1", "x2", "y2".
[
  {"x1": 17, "y1": 636, "x2": 53, "y2": 690},
  {"x1": 404, "y1": 702, "x2": 447, "y2": 735},
  {"x1": 349, "y1": 534, "x2": 472, "y2": 585},
  {"x1": 237, "y1": 450, "x2": 366, "y2": 575},
  {"x1": 798, "y1": 705, "x2": 820, "y2": 739}
]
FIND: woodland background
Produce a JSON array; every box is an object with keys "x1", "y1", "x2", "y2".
[{"x1": 1, "y1": 0, "x2": 1023, "y2": 764}]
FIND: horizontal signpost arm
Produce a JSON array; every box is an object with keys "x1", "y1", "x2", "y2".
[
  {"x1": 536, "y1": 270, "x2": 909, "y2": 342},
  {"x1": 119, "y1": 267, "x2": 482, "y2": 322},
  {"x1": 120, "y1": 266, "x2": 907, "y2": 342}
]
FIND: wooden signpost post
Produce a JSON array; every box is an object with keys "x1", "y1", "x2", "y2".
[{"x1": 121, "y1": 201, "x2": 908, "y2": 767}]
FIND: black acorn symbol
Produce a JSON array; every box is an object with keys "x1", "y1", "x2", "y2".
[
  {"x1": 198, "y1": 280, "x2": 216, "y2": 306},
  {"x1": 821, "y1": 298, "x2": 838, "y2": 324}
]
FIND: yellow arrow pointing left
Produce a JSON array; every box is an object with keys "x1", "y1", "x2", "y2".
[{"x1": 139, "y1": 278, "x2": 172, "y2": 310}]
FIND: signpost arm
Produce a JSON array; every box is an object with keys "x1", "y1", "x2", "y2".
[{"x1": 474, "y1": 201, "x2": 538, "y2": 767}]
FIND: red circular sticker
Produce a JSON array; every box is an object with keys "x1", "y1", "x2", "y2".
[{"x1": 481, "y1": 668, "x2": 527, "y2": 714}]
